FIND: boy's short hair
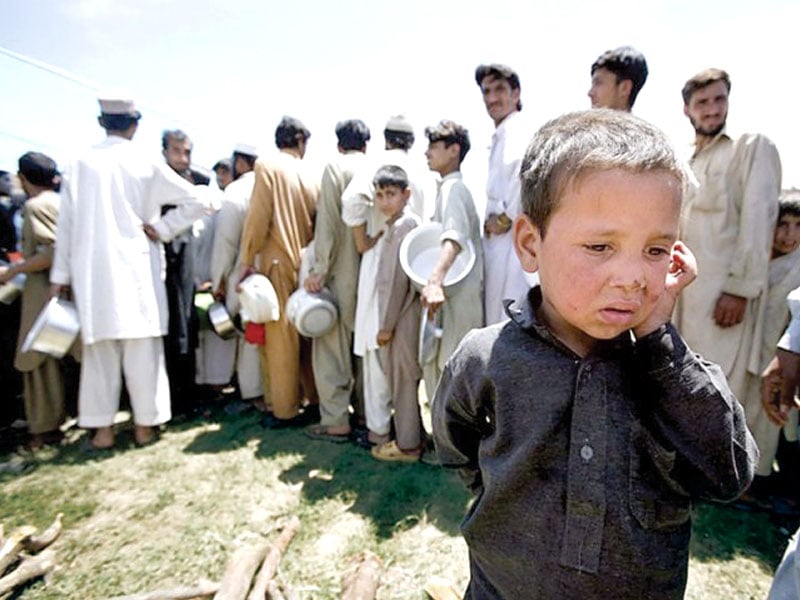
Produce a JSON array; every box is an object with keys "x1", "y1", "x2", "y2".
[
  {"x1": 425, "y1": 120, "x2": 471, "y2": 163},
  {"x1": 335, "y1": 119, "x2": 371, "y2": 151},
  {"x1": 591, "y1": 46, "x2": 649, "y2": 108},
  {"x1": 474, "y1": 63, "x2": 522, "y2": 111},
  {"x1": 779, "y1": 190, "x2": 800, "y2": 220},
  {"x1": 275, "y1": 116, "x2": 311, "y2": 149},
  {"x1": 681, "y1": 68, "x2": 731, "y2": 105},
  {"x1": 18, "y1": 151, "x2": 60, "y2": 190},
  {"x1": 372, "y1": 164, "x2": 409, "y2": 191},
  {"x1": 520, "y1": 109, "x2": 686, "y2": 236}
]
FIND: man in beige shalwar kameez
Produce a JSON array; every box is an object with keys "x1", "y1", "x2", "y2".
[
  {"x1": 674, "y1": 68, "x2": 781, "y2": 402},
  {"x1": 239, "y1": 117, "x2": 318, "y2": 427},
  {"x1": 0, "y1": 152, "x2": 76, "y2": 448},
  {"x1": 303, "y1": 120, "x2": 370, "y2": 441}
]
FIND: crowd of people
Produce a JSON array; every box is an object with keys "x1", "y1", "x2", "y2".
[{"x1": 0, "y1": 45, "x2": 798, "y2": 597}]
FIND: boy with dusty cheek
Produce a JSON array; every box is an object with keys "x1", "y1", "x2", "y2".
[{"x1": 432, "y1": 109, "x2": 757, "y2": 599}]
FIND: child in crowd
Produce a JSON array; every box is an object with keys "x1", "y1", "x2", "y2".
[
  {"x1": 432, "y1": 109, "x2": 756, "y2": 598},
  {"x1": 357, "y1": 165, "x2": 424, "y2": 462},
  {"x1": 741, "y1": 192, "x2": 800, "y2": 508},
  {"x1": 420, "y1": 120, "x2": 484, "y2": 401}
]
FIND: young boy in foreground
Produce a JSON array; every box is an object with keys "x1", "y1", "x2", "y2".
[{"x1": 432, "y1": 110, "x2": 757, "y2": 599}]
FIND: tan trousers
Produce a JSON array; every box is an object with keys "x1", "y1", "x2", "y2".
[
  {"x1": 312, "y1": 318, "x2": 354, "y2": 428},
  {"x1": 23, "y1": 357, "x2": 66, "y2": 434},
  {"x1": 256, "y1": 257, "x2": 317, "y2": 418}
]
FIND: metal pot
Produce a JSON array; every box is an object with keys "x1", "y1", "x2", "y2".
[
  {"x1": 208, "y1": 301, "x2": 237, "y2": 340},
  {"x1": 399, "y1": 222, "x2": 476, "y2": 292},
  {"x1": 285, "y1": 288, "x2": 338, "y2": 338},
  {"x1": 0, "y1": 261, "x2": 25, "y2": 305},
  {"x1": 21, "y1": 297, "x2": 80, "y2": 358}
]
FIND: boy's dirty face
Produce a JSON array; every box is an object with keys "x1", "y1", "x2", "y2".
[
  {"x1": 374, "y1": 184, "x2": 409, "y2": 219},
  {"x1": 514, "y1": 169, "x2": 681, "y2": 356},
  {"x1": 773, "y1": 214, "x2": 800, "y2": 257}
]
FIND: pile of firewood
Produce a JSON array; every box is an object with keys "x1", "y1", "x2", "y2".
[
  {"x1": 0, "y1": 513, "x2": 62, "y2": 598},
  {"x1": 108, "y1": 516, "x2": 384, "y2": 600}
]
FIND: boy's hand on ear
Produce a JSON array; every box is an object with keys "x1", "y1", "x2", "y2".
[{"x1": 634, "y1": 241, "x2": 697, "y2": 338}]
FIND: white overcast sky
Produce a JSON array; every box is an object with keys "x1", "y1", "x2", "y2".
[{"x1": 1, "y1": 0, "x2": 798, "y2": 198}]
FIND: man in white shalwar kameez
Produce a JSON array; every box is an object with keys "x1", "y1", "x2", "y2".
[
  {"x1": 475, "y1": 64, "x2": 535, "y2": 325},
  {"x1": 674, "y1": 68, "x2": 781, "y2": 402},
  {"x1": 209, "y1": 145, "x2": 263, "y2": 408},
  {"x1": 50, "y1": 97, "x2": 205, "y2": 449}
]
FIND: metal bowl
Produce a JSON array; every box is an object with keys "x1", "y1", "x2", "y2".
[
  {"x1": 21, "y1": 297, "x2": 80, "y2": 358},
  {"x1": 399, "y1": 222, "x2": 476, "y2": 292},
  {"x1": 208, "y1": 301, "x2": 237, "y2": 339},
  {"x1": 285, "y1": 288, "x2": 338, "y2": 338},
  {"x1": 0, "y1": 261, "x2": 26, "y2": 305}
]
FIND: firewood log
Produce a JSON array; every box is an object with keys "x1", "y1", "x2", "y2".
[
  {"x1": 340, "y1": 551, "x2": 382, "y2": 600},
  {"x1": 106, "y1": 579, "x2": 220, "y2": 600},
  {"x1": 423, "y1": 576, "x2": 462, "y2": 600},
  {"x1": 246, "y1": 517, "x2": 300, "y2": 600},
  {"x1": 0, "y1": 526, "x2": 36, "y2": 575},
  {"x1": 265, "y1": 580, "x2": 285, "y2": 600},
  {"x1": 23, "y1": 513, "x2": 63, "y2": 553},
  {"x1": 213, "y1": 543, "x2": 269, "y2": 600},
  {"x1": 0, "y1": 548, "x2": 56, "y2": 596}
]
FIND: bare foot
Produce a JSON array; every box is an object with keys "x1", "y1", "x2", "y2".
[
  {"x1": 91, "y1": 426, "x2": 115, "y2": 449},
  {"x1": 133, "y1": 425, "x2": 157, "y2": 447}
]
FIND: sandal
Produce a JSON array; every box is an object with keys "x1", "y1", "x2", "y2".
[
  {"x1": 371, "y1": 440, "x2": 422, "y2": 463},
  {"x1": 304, "y1": 424, "x2": 350, "y2": 444}
]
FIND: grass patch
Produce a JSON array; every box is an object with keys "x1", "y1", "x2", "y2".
[{"x1": 0, "y1": 409, "x2": 790, "y2": 599}]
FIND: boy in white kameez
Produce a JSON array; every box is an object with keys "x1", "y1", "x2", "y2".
[
  {"x1": 420, "y1": 120, "x2": 484, "y2": 400},
  {"x1": 741, "y1": 193, "x2": 800, "y2": 507},
  {"x1": 352, "y1": 166, "x2": 419, "y2": 450}
]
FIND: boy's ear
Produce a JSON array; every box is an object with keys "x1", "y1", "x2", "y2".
[
  {"x1": 402, "y1": 188, "x2": 411, "y2": 200},
  {"x1": 513, "y1": 214, "x2": 541, "y2": 273}
]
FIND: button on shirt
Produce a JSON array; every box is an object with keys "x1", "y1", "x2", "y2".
[{"x1": 433, "y1": 286, "x2": 756, "y2": 599}]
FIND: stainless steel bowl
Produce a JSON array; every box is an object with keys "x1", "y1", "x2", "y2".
[
  {"x1": 399, "y1": 222, "x2": 476, "y2": 292},
  {"x1": 0, "y1": 261, "x2": 26, "y2": 304},
  {"x1": 21, "y1": 297, "x2": 80, "y2": 358},
  {"x1": 285, "y1": 288, "x2": 338, "y2": 338},
  {"x1": 208, "y1": 301, "x2": 237, "y2": 339}
]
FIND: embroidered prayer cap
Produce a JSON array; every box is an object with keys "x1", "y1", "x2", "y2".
[
  {"x1": 97, "y1": 93, "x2": 141, "y2": 118},
  {"x1": 233, "y1": 143, "x2": 259, "y2": 158},
  {"x1": 384, "y1": 114, "x2": 414, "y2": 135}
]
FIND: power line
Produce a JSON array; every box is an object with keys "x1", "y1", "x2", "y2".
[
  {"x1": 0, "y1": 45, "x2": 100, "y2": 91},
  {"x1": 0, "y1": 45, "x2": 187, "y2": 125}
]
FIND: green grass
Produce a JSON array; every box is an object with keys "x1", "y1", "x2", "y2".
[{"x1": 0, "y1": 410, "x2": 792, "y2": 599}]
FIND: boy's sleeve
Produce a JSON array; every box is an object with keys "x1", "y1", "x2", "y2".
[
  {"x1": 634, "y1": 323, "x2": 757, "y2": 501},
  {"x1": 432, "y1": 337, "x2": 488, "y2": 494}
]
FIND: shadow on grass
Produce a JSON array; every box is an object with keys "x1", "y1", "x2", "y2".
[
  {"x1": 690, "y1": 500, "x2": 799, "y2": 573},
  {"x1": 181, "y1": 409, "x2": 471, "y2": 539}
]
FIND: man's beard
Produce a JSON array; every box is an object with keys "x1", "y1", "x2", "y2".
[{"x1": 690, "y1": 113, "x2": 726, "y2": 138}]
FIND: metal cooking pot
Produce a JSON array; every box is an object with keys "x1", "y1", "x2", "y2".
[
  {"x1": 208, "y1": 301, "x2": 237, "y2": 340},
  {"x1": 0, "y1": 261, "x2": 25, "y2": 305},
  {"x1": 285, "y1": 288, "x2": 338, "y2": 338},
  {"x1": 21, "y1": 297, "x2": 80, "y2": 358},
  {"x1": 399, "y1": 222, "x2": 476, "y2": 292}
]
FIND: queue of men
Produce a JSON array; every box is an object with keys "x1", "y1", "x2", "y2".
[{"x1": 0, "y1": 46, "x2": 791, "y2": 510}]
